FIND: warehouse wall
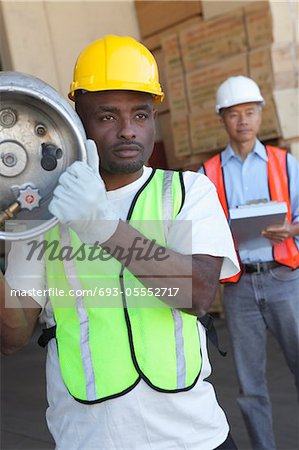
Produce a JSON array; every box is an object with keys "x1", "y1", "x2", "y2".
[
  {"x1": 1, "y1": 0, "x2": 298, "y2": 166},
  {"x1": 0, "y1": 0, "x2": 140, "y2": 97}
]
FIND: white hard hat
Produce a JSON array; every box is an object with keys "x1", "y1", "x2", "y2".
[{"x1": 215, "y1": 75, "x2": 265, "y2": 114}]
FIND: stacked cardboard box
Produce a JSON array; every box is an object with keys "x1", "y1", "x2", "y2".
[
  {"x1": 150, "y1": 21, "x2": 202, "y2": 115},
  {"x1": 273, "y1": 89, "x2": 299, "y2": 141},
  {"x1": 159, "y1": 32, "x2": 190, "y2": 161},
  {"x1": 186, "y1": 53, "x2": 248, "y2": 112},
  {"x1": 135, "y1": 2, "x2": 203, "y2": 168},
  {"x1": 248, "y1": 43, "x2": 298, "y2": 141},
  {"x1": 158, "y1": 113, "x2": 191, "y2": 169},
  {"x1": 189, "y1": 109, "x2": 227, "y2": 154},
  {"x1": 186, "y1": 53, "x2": 248, "y2": 153},
  {"x1": 135, "y1": 1, "x2": 202, "y2": 39},
  {"x1": 179, "y1": 9, "x2": 249, "y2": 156},
  {"x1": 157, "y1": 8, "x2": 250, "y2": 161},
  {"x1": 244, "y1": 1, "x2": 296, "y2": 48},
  {"x1": 245, "y1": 1, "x2": 299, "y2": 143},
  {"x1": 179, "y1": 10, "x2": 247, "y2": 71},
  {"x1": 135, "y1": 0, "x2": 298, "y2": 167}
]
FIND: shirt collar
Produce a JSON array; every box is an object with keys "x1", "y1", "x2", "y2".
[{"x1": 221, "y1": 139, "x2": 268, "y2": 166}]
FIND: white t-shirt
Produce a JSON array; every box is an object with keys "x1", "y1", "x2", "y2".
[{"x1": 6, "y1": 168, "x2": 239, "y2": 450}]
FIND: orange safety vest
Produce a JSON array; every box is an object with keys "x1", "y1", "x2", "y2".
[{"x1": 203, "y1": 145, "x2": 299, "y2": 282}]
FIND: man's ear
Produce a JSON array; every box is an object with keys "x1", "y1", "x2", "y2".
[
  {"x1": 153, "y1": 108, "x2": 158, "y2": 120},
  {"x1": 219, "y1": 114, "x2": 225, "y2": 127}
]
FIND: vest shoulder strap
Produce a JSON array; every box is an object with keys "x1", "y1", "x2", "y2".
[
  {"x1": 203, "y1": 154, "x2": 229, "y2": 218},
  {"x1": 266, "y1": 146, "x2": 290, "y2": 215}
]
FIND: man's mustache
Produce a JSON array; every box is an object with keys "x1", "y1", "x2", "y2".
[{"x1": 110, "y1": 141, "x2": 144, "y2": 151}]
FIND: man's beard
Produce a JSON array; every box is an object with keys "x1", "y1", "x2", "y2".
[{"x1": 107, "y1": 159, "x2": 144, "y2": 174}]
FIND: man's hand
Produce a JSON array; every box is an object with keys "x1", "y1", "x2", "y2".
[
  {"x1": 49, "y1": 140, "x2": 119, "y2": 244},
  {"x1": 0, "y1": 268, "x2": 41, "y2": 355},
  {"x1": 261, "y1": 219, "x2": 298, "y2": 244}
]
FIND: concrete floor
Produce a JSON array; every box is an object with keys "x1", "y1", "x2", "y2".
[
  {"x1": 1, "y1": 319, "x2": 298, "y2": 450},
  {"x1": 209, "y1": 320, "x2": 298, "y2": 450}
]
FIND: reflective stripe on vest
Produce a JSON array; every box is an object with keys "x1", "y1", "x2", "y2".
[
  {"x1": 58, "y1": 225, "x2": 97, "y2": 400},
  {"x1": 163, "y1": 170, "x2": 186, "y2": 388},
  {"x1": 203, "y1": 146, "x2": 299, "y2": 281},
  {"x1": 45, "y1": 169, "x2": 202, "y2": 403}
]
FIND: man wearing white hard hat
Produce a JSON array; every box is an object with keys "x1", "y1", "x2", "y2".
[{"x1": 199, "y1": 75, "x2": 299, "y2": 450}]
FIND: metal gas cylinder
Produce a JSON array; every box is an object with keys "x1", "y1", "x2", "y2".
[{"x1": 0, "y1": 71, "x2": 87, "y2": 240}]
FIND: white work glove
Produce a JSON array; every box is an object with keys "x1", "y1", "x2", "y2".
[{"x1": 49, "y1": 139, "x2": 119, "y2": 244}]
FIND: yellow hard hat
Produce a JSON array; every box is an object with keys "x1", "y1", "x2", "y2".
[{"x1": 68, "y1": 35, "x2": 164, "y2": 103}]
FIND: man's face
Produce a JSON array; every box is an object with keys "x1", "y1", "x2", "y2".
[
  {"x1": 220, "y1": 102, "x2": 262, "y2": 145},
  {"x1": 76, "y1": 90, "x2": 157, "y2": 184}
]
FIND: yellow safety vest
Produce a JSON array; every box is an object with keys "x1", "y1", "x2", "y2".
[{"x1": 44, "y1": 169, "x2": 202, "y2": 403}]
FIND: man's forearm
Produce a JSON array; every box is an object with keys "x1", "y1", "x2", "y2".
[
  {"x1": 103, "y1": 221, "x2": 222, "y2": 317},
  {"x1": 0, "y1": 270, "x2": 40, "y2": 354}
]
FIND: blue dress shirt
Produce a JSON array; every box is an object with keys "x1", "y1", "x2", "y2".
[{"x1": 199, "y1": 139, "x2": 299, "y2": 263}]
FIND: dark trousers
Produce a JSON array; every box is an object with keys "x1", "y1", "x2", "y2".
[{"x1": 215, "y1": 433, "x2": 238, "y2": 449}]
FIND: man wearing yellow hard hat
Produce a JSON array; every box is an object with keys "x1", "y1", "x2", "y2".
[{"x1": 2, "y1": 36, "x2": 239, "y2": 449}]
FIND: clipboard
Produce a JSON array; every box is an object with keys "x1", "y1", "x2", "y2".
[{"x1": 229, "y1": 201, "x2": 287, "y2": 250}]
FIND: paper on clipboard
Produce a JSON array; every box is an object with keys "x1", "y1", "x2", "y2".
[{"x1": 229, "y1": 201, "x2": 287, "y2": 250}]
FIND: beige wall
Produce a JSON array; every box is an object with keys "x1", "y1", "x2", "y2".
[{"x1": 0, "y1": 0, "x2": 140, "y2": 97}]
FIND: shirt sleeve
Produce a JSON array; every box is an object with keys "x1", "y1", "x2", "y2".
[
  {"x1": 287, "y1": 153, "x2": 299, "y2": 249},
  {"x1": 167, "y1": 171, "x2": 240, "y2": 279},
  {"x1": 287, "y1": 153, "x2": 299, "y2": 223},
  {"x1": 5, "y1": 236, "x2": 47, "y2": 308}
]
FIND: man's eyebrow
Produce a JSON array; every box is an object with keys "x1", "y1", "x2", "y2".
[
  {"x1": 132, "y1": 104, "x2": 152, "y2": 112},
  {"x1": 93, "y1": 104, "x2": 152, "y2": 113},
  {"x1": 94, "y1": 106, "x2": 119, "y2": 113}
]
